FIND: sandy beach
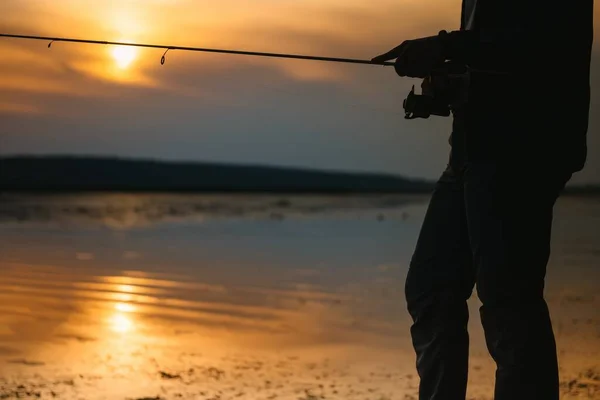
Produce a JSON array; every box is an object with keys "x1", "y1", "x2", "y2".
[{"x1": 0, "y1": 194, "x2": 598, "y2": 399}]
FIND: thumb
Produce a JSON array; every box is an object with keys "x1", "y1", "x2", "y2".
[
  {"x1": 373, "y1": 42, "x2": 408, "y2": 63},
  {"x1": 371, "y1": 54, "x2": 391, "y2": 63}
]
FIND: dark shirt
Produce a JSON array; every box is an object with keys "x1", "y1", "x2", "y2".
[
  {"x1": 462, "y1": 0, "x2": 477, "y2": 30},
  {"x1": 448, "y1": 0, "x2": 594, "y2": 172}
]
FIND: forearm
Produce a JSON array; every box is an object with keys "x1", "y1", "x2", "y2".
[{"x1": 442, "y1": 29, "x2": 536, "y2": 72}]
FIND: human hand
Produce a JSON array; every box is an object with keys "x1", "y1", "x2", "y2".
[{"x1": 371, "y1": 33, "x2": 446, "y2": 78}]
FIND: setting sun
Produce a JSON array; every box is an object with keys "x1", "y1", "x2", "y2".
[{"x1": 111, "y1": 45, "x2": 137, "y2": 69}]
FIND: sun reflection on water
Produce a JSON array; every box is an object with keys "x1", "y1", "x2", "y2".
[
  {"x1": 116, "y1": 284, "x2": 136, "y2": 294},
  {"x1": 115, "y1": 302, "x2": 136, "y2": 313},
  {"x1": 109, "y1": 312, "x2": 134, "y2": 333},
  {"x1": 114, "y1": 292, "x2": 134, "y2": 302},
  {"x1": 107, "y1": 283, "x2": 138, "y2": 334}
]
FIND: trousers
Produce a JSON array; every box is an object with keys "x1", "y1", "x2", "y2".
[{"x1": 405, "y1": 158, "x2": 571, "y2": 399}]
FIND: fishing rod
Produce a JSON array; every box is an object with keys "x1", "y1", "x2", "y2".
[
  {"x1": 0, "y1": 33, "x2": 395, "y2": 67},
  {"x1": 0, "y1": 32, "x2": 508, "y2": 120}
]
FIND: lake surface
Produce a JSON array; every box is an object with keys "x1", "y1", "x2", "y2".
[{"x1": 0, "y1": 193, "x2": 598, "y2": 399}]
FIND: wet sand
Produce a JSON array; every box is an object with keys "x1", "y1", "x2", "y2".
[{"x1": 0, "y1": 194, "x2": 598, "y2": 399}]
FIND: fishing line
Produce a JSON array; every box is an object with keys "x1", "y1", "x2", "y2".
[{"x1": 0, "y1": 33, "x2": 395, "y2": 67}]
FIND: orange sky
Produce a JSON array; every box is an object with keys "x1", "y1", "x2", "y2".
[
  {"x1": 0, "y1": 0, "x2": 460, "y2": 95},
  {"x1": 1, "y1": 0, "x2": 599, "y2": 183}
]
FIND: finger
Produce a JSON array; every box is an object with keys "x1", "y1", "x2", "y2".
[
  {"x1": 393, "y1": 45, "x2": 412, "y2": 76},
  {"x1": 394, "y1": 65, "x2": 408, "y2": 77},
  {"x1": 371, "y1": 54, "x2": 390, "y2": 63},
  {"x1": 371, "y1": 51, "x2": 397, "y2": 63},
  {"x1": 372, "y1": 42, "x2": 408, "y2": 63},
  {"x1": 421, "y1": 76, "x2": 432, "y2": 92},
  {"x1": 401, "y1": 64, "x2": 426, "y2": 79},
  {"x1": 394, "y1": 57, "x2": 410, "y2": 76},
  {"x1": 407, "y1": 65, "x2": 429, "y2": 79}
]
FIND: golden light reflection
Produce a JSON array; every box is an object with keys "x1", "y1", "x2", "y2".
[
  {"x1": 106, "y1": 281, "x2": 139, "y2": 334},
  {"x1": 114, "y1": 292, "x2": 133, "y2": 302},
  {"x1": 110, "y1": 312, "x2": 134, "y2": 333},
  {"x1": 109, "y1": 301, "x2": 137, "y2": 333},
  {"x1": 115, "y1": 302, "x2": 136, "y2": 313},
  {"x1": 111, "y1": 45, "x2": 138, "y2": 69},
  {"x1": 117, "y1": 284, "x2": 136, "y2": 293}
]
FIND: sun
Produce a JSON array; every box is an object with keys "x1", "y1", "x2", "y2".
[{"x1": 111, "y1": 45, "x2": 137, "y2": 69}]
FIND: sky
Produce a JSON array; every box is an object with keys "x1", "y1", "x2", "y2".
[{"x1": 1, "y1": 0, "x2": 599, "y2": 184}]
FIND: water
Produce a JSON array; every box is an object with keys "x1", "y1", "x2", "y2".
[{"x1": 0, "y1": 194, "x2": 598, "y2": 399}]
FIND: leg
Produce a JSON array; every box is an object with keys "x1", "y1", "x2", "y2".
[
  {"x1": 406, "y1": 166, "x2": 476, "y2": 400},
  {"x1": 463, "y1": 163, "x2": 571, "y2": 400}
]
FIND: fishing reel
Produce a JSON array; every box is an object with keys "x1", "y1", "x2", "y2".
[
  {"x1": 400, "y1": 61, "x2": 470, "y2": 119},
  {"x1": 403, "y1": 85, "x2": 451, "y2": 119}
]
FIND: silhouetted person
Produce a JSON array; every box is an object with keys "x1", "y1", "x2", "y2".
[{"x1": 372, "y1": 2, "x2": 593, "y2": 399}]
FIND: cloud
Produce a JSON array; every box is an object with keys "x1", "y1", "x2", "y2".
[{"x1": 0, "y1": 1, "x2": 599, "y2": 183}]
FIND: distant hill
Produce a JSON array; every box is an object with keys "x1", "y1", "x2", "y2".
[{"x1": 0, "y1": 156, "x2": 434, "y2": 193}]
